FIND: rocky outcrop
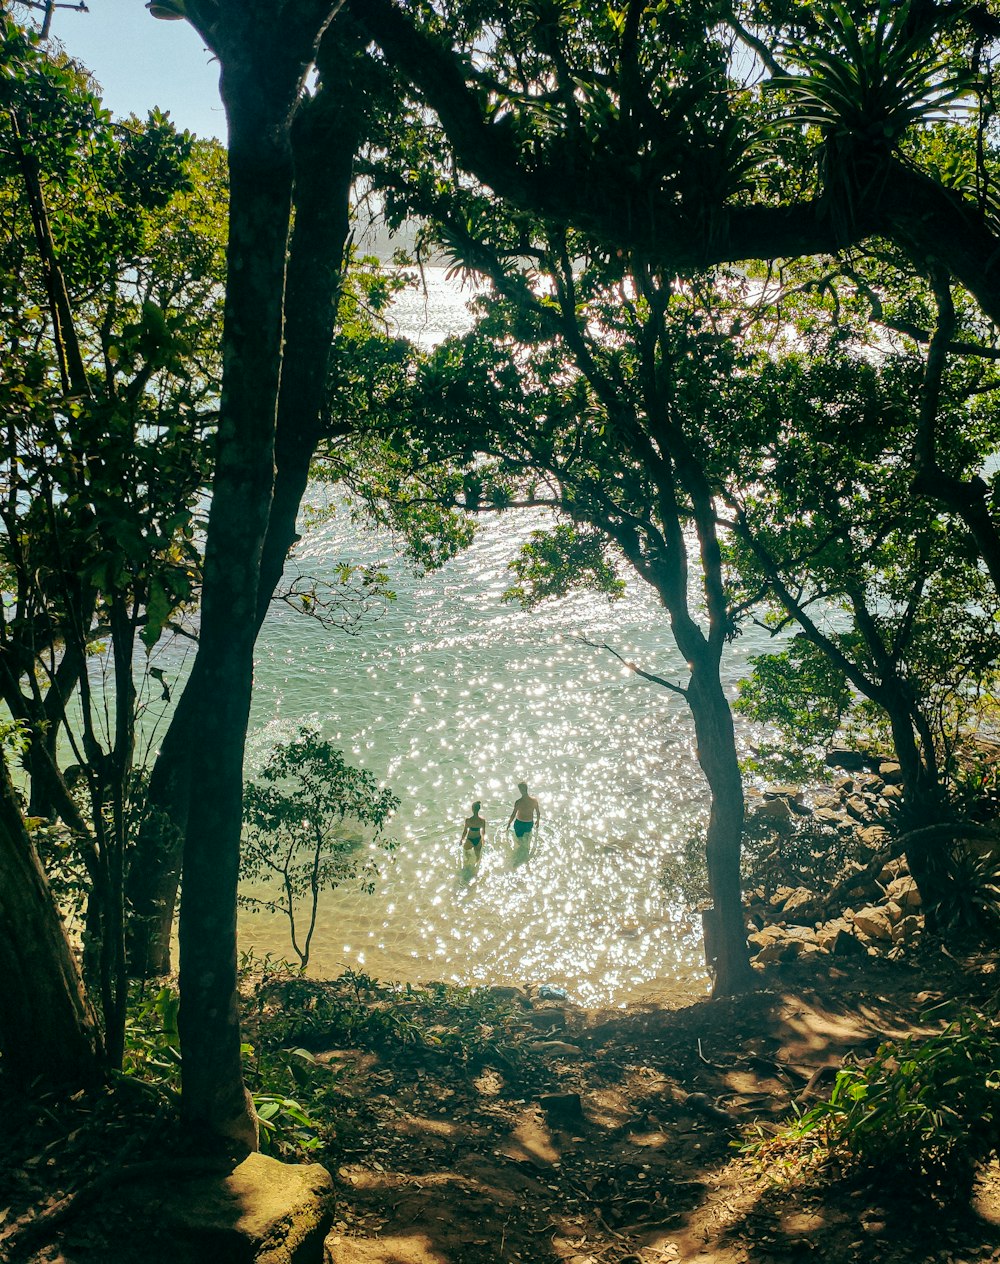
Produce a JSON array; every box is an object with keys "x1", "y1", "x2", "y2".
[{"x1": 743, "y1": 760, "x2": 928, "y2": 968}]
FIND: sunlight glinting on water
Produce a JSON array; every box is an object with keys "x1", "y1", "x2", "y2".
[
  {"x1": 241, "y1": 497, "x2": 725, "y2": 1006},
  {"x1": 237, "y1": 269, "x2": 770, "y2": 1006}
]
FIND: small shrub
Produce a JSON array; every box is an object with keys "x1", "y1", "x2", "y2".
[
  {"x1": 240, "y1": 727, "x2": 399, "y2": 968},
  {"x1": 120, "y1": 984, "x2": 182, "y2": 1100},
  {"x1": 749, "y1": 1013, "x2": 1000, "y2": 1192},
  {"x1": 934, "y1": 844, "x2": 1000, "y2": 938}
]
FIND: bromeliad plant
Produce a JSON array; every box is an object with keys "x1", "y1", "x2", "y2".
[
  {"x1": 771, "y1": 1, "x2": 978, "y2": 152},
  {"x1": 240, "y1": 727, "x2": 399, "y2": 969}
]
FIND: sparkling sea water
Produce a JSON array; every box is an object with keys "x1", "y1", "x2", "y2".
[{"x1": 236, "y1": 270, "x2": 767, "y2": 1006}]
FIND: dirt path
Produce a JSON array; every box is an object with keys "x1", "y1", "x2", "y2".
[{"x1": 324, "y1": 953, "x2": 1000, "y2": 1264}]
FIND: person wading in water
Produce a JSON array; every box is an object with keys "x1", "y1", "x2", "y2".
[
  {"x1": 460, "y1": 800, "x2": 486, "y2": 865},
  {"x1": 506, "y1": 782, "x2": 540, "y2": 841}
]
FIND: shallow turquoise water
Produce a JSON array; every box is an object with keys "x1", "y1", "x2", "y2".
[{"x1": 229, "y1": 271, "x2": 768, "y2": 1005}]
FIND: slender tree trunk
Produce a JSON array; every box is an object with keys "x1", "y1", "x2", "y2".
[
  {"x1": 124, "y1": 676, "x2": 197, "y2": 976},
  {"x1": 687, "y1": 656, "x2": 754, "y2": 996},
  {"x1": 0, "y1": 756, "x2": 103, "y2": 1088}
]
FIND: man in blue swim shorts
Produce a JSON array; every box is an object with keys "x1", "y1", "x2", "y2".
[{"x1": 506, "y1": 781, "x2": 540, "y2": 839}]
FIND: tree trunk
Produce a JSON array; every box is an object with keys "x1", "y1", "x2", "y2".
[
  {"x1": 0, "y1": 756, "x2": 102, "y2": 1089},
  {"x1": 124, "y1": 677, "x2": 197, "y2": 976},
  {"x1": 882, "y1": 696, "x2": 949, "y2": 922},
  {"x1": 125, "y1": 62, "x2": 361, "y2": 979},
  {"x1": 687, "y1": 659, "x2": 755, "y2": 996},
  {"x1": 176, "y1": 22, "x2": 304, "y2": 1146}
]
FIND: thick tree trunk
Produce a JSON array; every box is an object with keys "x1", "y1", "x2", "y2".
[
  {"x1": 0, "y1": 757, "x2": 102, "y2": 1088},
  {"x1": 125, "y1": 64, "x2": 360, "y2": 979},
  {"x1": 882, "y1": 699, "x2": 950, "y2": 923},
  {"x1": 176, "y1": 20, "x2": 304, "y2": 1145}
]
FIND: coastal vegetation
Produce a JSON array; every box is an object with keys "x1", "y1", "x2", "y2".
[{"x1": 1, "y1": 0, "x2": 1000, "y2": 1259}]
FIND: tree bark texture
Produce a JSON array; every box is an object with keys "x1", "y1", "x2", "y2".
[
  {"x1": 125, "y1": 39, "x2": 362, "y2": 980},
  {"x1": 175, "y1": 0, "x2": 340, "y2": 1146},
  {"x1": 0, "y1": 758, "x2": 102, "y2": 1089},
  {"x1": 687, "y1": 658, "x2": 754, "y2": 996}
]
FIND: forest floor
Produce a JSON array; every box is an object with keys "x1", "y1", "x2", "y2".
[
  {"x1": 4, "y1": 947, "x2": 1000, "y2": 1264},
  {"x1": 318, "y1": 948, "x2": 1000, "y2": 1264}
]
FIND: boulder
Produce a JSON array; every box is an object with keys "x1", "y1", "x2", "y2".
[
  {"x1": 893, "y1": 914, "x2": 922, "y2": 945},
  {"x1": 878, "y1": 761, "x2": 904, "y2": 784},
  {"x1": 118, "y1": 1153, "x2": 335, "y2": 1264},
  {"x1": 753, "y1": 936, "x2": 823, "y2": 965},
  {"x1": 885, "y1": 875, "x2": 921, "y2": 910},
  {"x1": 764, "y1": 784, "x2": 805, "y2": 803},
  {"x1": 843, "y1": 794, "x2": 871, "y2": 822},
  {"x1": 813, "y1": 807, "x2": 846, "y2": 828},
  {"x1": 879, "y1": 857, "x2": 908, "y2": 884},
  {"x1": 826, "y1": 748, "x2": 869, "y2": 772},
  {"x1": 815, "y1": 918, "x2": 853, "y2": 951},
  {"x1": 540, "y1": 1092, "x2": 585, "y2": 1123},
  {"x1": 748, "y1": 925, "x2": 786, "y2": 950},
  {"x1": 881, "y1": 783, "x2": 904, "y2": 802},
  {"x1": 883, "y1": 900, "x2": 905, "y2": 925},
  {"x1": 852, "y1": 906, "x2": 894, "y2": 942},
  {"x1": 857, "y1": 825, "x2": 889, "y2": 849},
  {"x1": 830, "y1": 928, "x2": 868, "y2": 958},
  {"x1": 754, "y1": 797, "x2": 795, "y2": 824},
  {"x1": 777, "y1": 886, "x2": 816, "y2": 920}
]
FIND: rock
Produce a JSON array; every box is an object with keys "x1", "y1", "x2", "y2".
[
  {"x1": 781, "y1": 886, "x2": 817, "y2": 920},
  {"x1": 825, "y1": 748, "x2": 869, "y2": 772},
  {"x1": 755, "y1": 797, "x2": 795, "y2": 823},
  {"x1": 139, "y1": 1154, "x2": 334, "y2": 1264},
  {"x1": 878, "y1": 761, "x2": 903, "y2": 784},
  {"x1": 764, "y1": 784, "x2": 805, "y2": 804},
  {"x1": 881, "y1": 783, "x2": 904, "y2": 801},
  {"x1": 831, "y1": 928, "x2": 868, "y2": 958},
  {"x1": 813, "y1": 807, "x2": 845, "y2": 828},
  {"x1": 526, "y1": 1006, "x2": 567, "y2": 1030},
  {"x1": 748, "y1": 924, "x2": 786, "y2": 949},
  {"x1": 843, "y1": 794, "x2": 871, "y2": 822},
  {"x1": 490, "y1": 985, "x2": 530, "y2": 1006},
  {"x1": 528, "y1": 1040, "x2": 583, "y2": 1059},
  {"x1": 540, "y1": 1092, "x2": 585, "y2": 1123},
  {"x1": 851, "y1": 775, "x2": 883, "y2": 798},
  {"x1": 752, "y1": 929, "x2": 823, "y2": 964},
  {"x1": 885, "y1": 875, "x2": 921, "y2": 910},
  {"x1": 815, "y1": 917, "x2": 852, "y2": 950},
  {"x1": 893, "y1": 914, "x2": 922, "y2": 945},
  {"x1": 782, "y1": 925, "x2": 820, "y2": 944},
  {"x1": 852, "y1": 906, "x2": 894, "y2": 941},
  {"x1": 857, "y1": 825, "x2": 889, "y2": 849},
  {"x1": 879, "y1": 857, "x2": 908, "y2": 884},
  {"x1": 883, "y1": 900, "x2": 905, "y2": 925}
]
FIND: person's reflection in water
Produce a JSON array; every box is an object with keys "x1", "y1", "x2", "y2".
[{"x1": 509, "y1": 832, "x2": 534, "y2": 868}]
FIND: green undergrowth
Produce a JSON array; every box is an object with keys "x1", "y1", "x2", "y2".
[
  {"x1": 119, "y1": 962, "x2": 536, "y2": 1162},
  {"x1": 745, "y1": 1010, "x2": 1000, "y2": 1198}
]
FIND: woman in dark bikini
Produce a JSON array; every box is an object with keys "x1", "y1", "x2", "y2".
[{"x1": 460, "y1": 800, "x2": 486, "y2": 865}]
